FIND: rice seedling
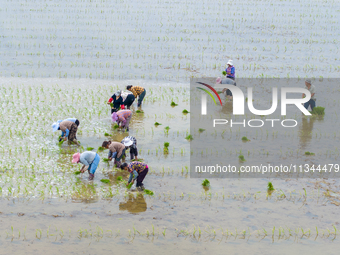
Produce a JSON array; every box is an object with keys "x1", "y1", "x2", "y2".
[
  {"x1": 86, "y1": 147, "x2": 94, "y2": 151},
  {"x1": 103, "y1": 158, "x2": 110, "y2": 162},
  {"x1": 98, "y1": 147, "x2": 105, "y2": 152},
  {"x1": 182, "y1": 109, "x2": 189, "y2": 114},
  {"x1": 238, "y1": 155, "x2": 246, "y2": 162},
  {"x1": 136, "y1": 110, "x2": 144, "y2": 113},
  {"x1": 185, "y1": 134, "x2": 193, "y2": 141},
  {"x1": 144, "y1": 189, "x2": 154, "y2": 195},
  {"x1": 268, "y1": 182, "x2": 275, "y2": 191},
  {"x1": 202, "y1": 179, "x2": 210, "y2": 187},
  {"x1": 74, "y1": 171, "x2": 81, "y2": 175},
  {"x1": 310, "y1": 107, "x2": 325, "y2": 115},
  {"x1": 171, "y1": 101, "x2": 178, "y2": 107},
  {"x1": 198, "y1": 128, "x2": 205, "y2": 133},
  {"x1": 104, "y1": 132, "x2": 110, "y2": 136},
  {"x1": 241, "y1": 136, "x2": 250, "y2": 142},
  {"x1": 305, "y1": 151, "x2": 315, "y2": 155},
  {"x1": 154, "y1": 122, "x2": 161, "y2": 126},
  {"x1": 113, "y1": 124, "x2": 119, "y2": 129},
  {"x1": 116, "y1": 176, "x2": 123, "y2": 181},
  {"x1": 222, "y1": 71, "x2": 227, "y2": 76},
  {"x1": 165, "y1": 126, "x2": 170, "y2": 131},
  {"x1": 100, "y1": 179, "x2": 110, "y2": 184}
]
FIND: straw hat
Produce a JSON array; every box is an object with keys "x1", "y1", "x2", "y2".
[
  {"x1": 122, "y1": 138, "x2": 133, "y2": 147},
  {"x1": 72, "y1": 152, "x2": 80, "y2": 163},
  {"x1": 227, "y1": 60, "x2": 233, "y2": 66}
]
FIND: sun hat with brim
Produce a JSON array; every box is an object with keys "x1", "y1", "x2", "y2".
[
  {"x1": 72, "y1": 152, "x2": 80, "y2": 163},
  {"x1": 111, "y1": 112, "x2": 118, "y2": 122},
  {"x1": 52, "y1": 122, "x2": 59, "y2": 132},
  {"x1": 122, "y1": 138, "x2": 133, "y2": 147},
  {"x1": 216, "y1": 77, "x2": 222, "y2": 84},
  {"x1": 227, "y1": 60, "x2": 233, "y2": 66},
  {"x1": 305, "y1": 79, "x2": 312, "y2": 85}
]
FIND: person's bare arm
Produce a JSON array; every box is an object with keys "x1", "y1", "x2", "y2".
[
  {"x1": 311, "y1": 93, "x2": 315, "y2": 97},
  {"x1": 80, "y1": 165, "x2": 87, "y2": 173}
]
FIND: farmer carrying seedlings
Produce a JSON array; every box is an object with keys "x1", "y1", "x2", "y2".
[
  {"x1": 111, "y1": 109, "x2": 132, "y2": 132},
  {"x1": 121, "y1": 90, "x2": 135, "y2": 109},
  {"x1": 72, "y1": 151, "x2": 100, "y2": 180},
  {"x1": 55, "y1": 120, "x2": 79, "y2": 145},
  {"x1": 107, "y1": 90, "x2": 124, "y2": 114},
  {"x1": 126, "y1": 85, "x2": 146, "y2": 107},
  {"x1": 225, "y1": 59, "x2": 235, "y2": 80},
  {"x1": 120, "y1": 161, "x2": 149, "y2": 191},
  {"x1": 101, "y1": 141, "x2": 126, "y2": 168},
  {"x1": 302, "y1": 79, "x2": 316, "y2": 111},
  {"x1": 121, "y1": 136, "x2": 138, "y2": 160},
  {"x1": 216, "y1": 77, "x2": 237, "y2": 100}
]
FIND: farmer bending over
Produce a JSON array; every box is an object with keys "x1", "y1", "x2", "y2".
[
  {"x1": 120, "y1": 162, "x2": 149, "y2": 191},
  {"x1": 57, "y1": 120, "x2": 79, "y2": 145},
  {"x1": 107, "y1": 90, "x2": 124, "y2": 113},
  {"x1": 121, "y1": 136, "x2": 138, "y2": 160},
  {"x1": 112, "y1": 109, "x2": 132, "y2": 132},
  {"x1": 302, "y1": 79, "x2": 316, "y2": 111},
  {"x1": 121, "y1": 90, "x2": 135, "y2": 109},
  {"x1": 216, "y1": 77, "x2": 237, "y2": 100},
  {"x1": 126, "y1": 85, "x2": 146, "y2": 107},
  {"x1": 72, "y1": 151, "x2": 100, "y2": 180},
  {"x1": 102, "y1": 141, "x2": 126, "y2": 168},
  {"x1": 52, "y1": 118, "x2": 80, "y2": 140}
]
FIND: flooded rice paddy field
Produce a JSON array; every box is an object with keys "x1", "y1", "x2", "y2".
[
  {"x1": 0, "y1": 78, "x2": 340, "y2": 253},
  {"x1": 0, "y1": 0, "x2": 340, "y2": 253}
]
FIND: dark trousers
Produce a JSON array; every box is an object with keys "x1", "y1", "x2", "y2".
[
  {"x1": 111, "y1": 108, "x2": 119, "y2": 114},
  {"x1": 136, "y1": 168, "x2": 148, "y2": 187},
  {"x1": 137, "y1": 90, "x2": 146, "y2": 107},
  {"x1": 130, "y1": 146, "x2": 138, "y2": 159},
  {"x1": 124, "y1": 94, "x2": 135, "y2": 109},
  {"x1": 304, "y1": 99, "x2": 316, "y2": 111}
]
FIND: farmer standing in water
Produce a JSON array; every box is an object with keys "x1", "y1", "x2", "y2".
[
  {"x1": 120, "y1": 90, "x2": 135, "y2": 109},
  {"x1": 121, "y1": 136, "x2": 138, "y2": 161},
  {"x1": 107, "y1": 90, "x2": 124, "y2": 114},
  {"x1": 126, "y1": 85, "x2": 146, "y2": 107},
  {"x1": 216, "y1": 77, "x2": 237, "y2": 100},
  {"x1": 101, "y1": 141, "x2": 126, "y2": 168},
  {"x1": 72, "y1": 151, "x2": 100, "y2": 180},
  {"x1": 53, "y1": 120, "x2": 80, "y2": 145},
  {"x1": 225, "y1": 60, "x2": 235, "y2": 80},
  {"x1": 52, "y1": 118, "x2": 80, "y2": 140},
  {"x1": 302, "y1": 79, "x2": 316, "y2": 111},
  {"x1": 120, "y1": 161, "x2": 149, "y2": 191},
  {"x1": 112, "y1": 109, "x2": 132, "y2": 132}
]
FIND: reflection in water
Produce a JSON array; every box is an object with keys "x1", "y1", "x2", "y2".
[
  {"x1": 119, "y1": 193, "x2": 147, "y2": 213},
  {"x1": 220, "y1": 100, "x2": 233, "y2": 116},
  {"x1": 298, "y1": 117, "x2": 316, "y2": 149}
]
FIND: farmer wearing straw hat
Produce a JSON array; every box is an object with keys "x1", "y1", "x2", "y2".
[
  {"x1": 225, "y1": 60, "x2": 235, "y2": 80},
  {"x1": 112, "y1": 109, "x2": 132, "y2": 132},
  {"x1": 216, "y1": 77, "x2": 237, "y2": 100},
  {"x1": 101, "y1": 141, "x2": 126, "y2": 168},
  {"x1": 52, "y1": 118, "x2": 80, "y2": 140},
  {"x1": 120, "y1": 161, "x2": 149, "y2": 191},
  {"x1": 72, "y1": 151, "x2": 100, "y2": 180},
  {"x1": 107, "y1": 90, "x2": 124, "y2": 114},
  {"x1": 302, "y1": 79, "x2": 316, "y2": 111},
  {"x1": 121, "y1": 136, "x2": 138, "y2": 160}
]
